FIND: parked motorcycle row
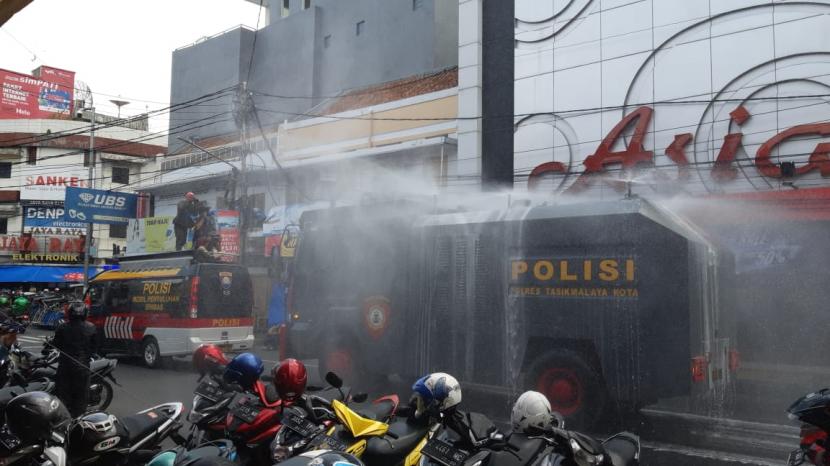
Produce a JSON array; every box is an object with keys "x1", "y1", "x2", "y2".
[{"x1": 0, "y1": 340, "x2": 828, "y2": 465}]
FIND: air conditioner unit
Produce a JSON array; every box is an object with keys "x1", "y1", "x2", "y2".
[{"x1": 0, "y1": 205, "x2": 20, "y2": 216}]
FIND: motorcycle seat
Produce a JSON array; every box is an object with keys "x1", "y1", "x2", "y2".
[
  {"x1": 602, "y1": 432, "x2": 639, "y2": 466},
  {"x1": 488, "y1": 434, "x2": 547, "y2": 466},
  {"x1": 363, "y1": 418, "x2": 429, "y2": 462},
  {"x1": 351, "y1": 399, "x2": 396, "y2": 421},
  {"x1": 120, "y1": 410, "x2": 169, "y2": 443}
]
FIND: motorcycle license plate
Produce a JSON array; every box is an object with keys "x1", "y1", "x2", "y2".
[
  {"x1": 194, "y1": 381, "x2": 224, "y2": 402},
  {"x1": 231, "y1": 402, "x2": 261, "y2": 424},
  {"x1": 421, "y1": 438, "x2": 469, "y2": 466},
  {"x1": 313, "y1": 434, "x2": 349, "y2": 452},
  {"x1": 284, "y1": 413, "x2": 320, "y2": 437}
]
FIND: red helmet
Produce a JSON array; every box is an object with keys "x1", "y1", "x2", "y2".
[
  {"x1": 272, "y1": 358, "x2": 307, "y2": 402},
  {"x1": 193, "y1": 344, "x2": 228, "y2": 375}
]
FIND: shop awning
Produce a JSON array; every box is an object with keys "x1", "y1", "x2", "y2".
[{"x1": 0, "y1": 265, "x2": 103, "y2": 283}]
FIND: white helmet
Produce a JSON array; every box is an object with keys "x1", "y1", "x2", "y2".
[
  {"x1": 411, "y1": 372, "x2": 462, "y2": 417},
  {"x1": 511, "y1": 391, "x2": 555, "y2": 433}
]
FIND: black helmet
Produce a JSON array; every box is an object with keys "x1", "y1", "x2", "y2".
[
  {"x1": 5, "y1": 391, "x2": 71, "y2": 444},
  {"x1": 66, "y1": 412, "x2": 122, "y2": 460},
  {"x1": 788, "y1": 388, "x2": 830, "y2": 432},
  {"x1": 67, "y1": 301, "x2": 88, "y2": 320}
]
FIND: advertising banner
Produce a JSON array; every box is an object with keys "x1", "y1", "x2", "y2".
[
  {"x1": 64, "y1": 187, "x2": 138, "y2": 225},
  {"x1": 0, "y1": 66, "x2": 74, "y2": 120},
  {"x1": 126, "y1": 216, "x2": 178, "y2": 255},
  {"x1": 215, "y1": 210, "x2": 240, "y2": 263},
  {"x1": 22, "y1": 206, "x2": 87, "y2": 235},
  {"x1": 20, "y1": 168, "x2": 88, "y2": 201},
  {"x1": 0, "y1": 235, "x2": 84, "y2": 257}
]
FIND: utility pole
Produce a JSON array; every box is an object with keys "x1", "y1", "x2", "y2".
[
  {"x1": 82, "y1": 107, "x2": 95, "y2": 292},
  {"x1": 235, "y1": 82, "x2": 252, "y2": 265}
]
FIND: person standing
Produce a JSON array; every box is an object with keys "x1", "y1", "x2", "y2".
[
  {"x1": 174, "y1": 192, "x2": 199, "y2": 251},
  {"x1": 52, "y1": 301, "x2": 98, "y2": 417}
]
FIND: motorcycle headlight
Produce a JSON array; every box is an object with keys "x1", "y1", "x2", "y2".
[{"x1": 570, "y1": 439, "x2": 603, "y2": 466}]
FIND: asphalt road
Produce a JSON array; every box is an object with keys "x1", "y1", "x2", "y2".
[{"x1": 18, "y1": 329, "x2": 789, "y2": 465}]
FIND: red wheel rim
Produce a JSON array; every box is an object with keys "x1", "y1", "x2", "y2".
[
  {"x1": 326, "y1": 349, "x2": 353, "y2": 379},
  {"x1": 536, "y1": 368, "x2": 583, "y2": 416}
]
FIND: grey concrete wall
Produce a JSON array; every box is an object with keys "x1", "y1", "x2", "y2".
[
  {"x1": 168, "y1": 0, "x2": 458, "y2": 147},
  {"x1": 168, "y1": 27, "x2": 254, "y2": 152}
]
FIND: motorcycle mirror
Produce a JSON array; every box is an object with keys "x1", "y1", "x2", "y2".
[
  {"x1": 352, "y1": 393, "x2": 368, "y2": 403},
  {"x1": 325, "y1": 372, "x2": 343, "y2": 389}
]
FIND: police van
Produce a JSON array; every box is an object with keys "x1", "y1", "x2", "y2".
[{"x1": 87, "y1": 253, "x2": 254, "y2": 367}]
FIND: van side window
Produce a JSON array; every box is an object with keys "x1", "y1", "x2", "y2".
[
  {"x1": 88, "y1": 284, "x2": 106, "y2": 316},
  {"x1": 107, "y1": 282, "x2": 131, "y2": 313}
]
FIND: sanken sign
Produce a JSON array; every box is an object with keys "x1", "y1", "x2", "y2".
[{"x1": 64, "y1": 187, "x2": 138, "y2": 225}]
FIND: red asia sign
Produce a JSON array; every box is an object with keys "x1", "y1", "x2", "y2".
[
  {"x1": 0, "y1": 66, "x2": 75, "y2": 120},
  {"x1": 527, "y1": 106, "x2": 830, "y2": 192}
]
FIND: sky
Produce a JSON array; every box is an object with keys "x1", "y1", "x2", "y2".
[{"x1": 0, "y1": 0, "x2": 263, "y2": 131}]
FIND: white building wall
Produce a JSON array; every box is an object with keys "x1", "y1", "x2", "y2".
[{"x1": 460, "y1": 0, "x2": 830, "y2": 196}]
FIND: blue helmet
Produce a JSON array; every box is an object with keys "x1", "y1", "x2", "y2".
[
  {"x1": 411, "y1": 372, "x2": 461, "y2": 417},
  {"x1": 223, "y1": 353, "x2": 264, "y2": 390}
]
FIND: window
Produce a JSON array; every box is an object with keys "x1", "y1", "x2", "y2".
[
  {"x1": 412, "y1": 0, "x2": 424, "y2": 10},
  {"x1": 0, "y1": 163, "x2": 10, "y2": 179},
  {"x1": 112, "y1": 166, "x2": 130, "y2": 184},
  {"x1": 281, "y1": 0, "x2": 290, "y2": 17},
  {"x1": 0, "y1": 218, "x2": 6, "y2": 234},
  {"x1": 302, "y1": 0, "x2": 310, "y2": 9},
  {"x1": 26, "y1": 147, "x2": 36, "y2": 165},
  {"x1": 323, "y1": 35, "x2": 331, "y2": 48},
  {"x1": 109, "y1": 223, "x2": 127, "y2": 239},
  {"x1": 356, "y1": 20, "x2": 365, "y2": 36}
]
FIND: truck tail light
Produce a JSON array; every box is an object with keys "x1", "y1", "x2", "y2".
[
  {"x1": 691, "y1": 355, "x2": 708, "y2": 383},
  {"x1": 728, "y1": 349, "x2": 740, "y2": 372},
  {"x1": 189, "y1": 276, "x2": 200, "y2": 318}
]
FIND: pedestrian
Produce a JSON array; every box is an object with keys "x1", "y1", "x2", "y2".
[
  {"x1": 52, "y1": 301, "x2": 98, "y2": 417},
  {"x1": 174, "y1": 192, "x2": 199, "y2": 251}
]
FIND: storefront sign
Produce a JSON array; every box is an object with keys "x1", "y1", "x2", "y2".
[
  {"x1": 127, "y1": 216, "x2": 178, "y2": 255},
  {"x1": 20, "y1": 169, "x2": 88, "y2": 201},
  {"x1": 23, "y1": 206, "x2": 86, "y2": 235},
  {"x1": 0, "y1": 235, "x2": 84, "y2": 254},
  {"x1": 528, "y1": 106, "x2": 830, "y2": 193},
  {"x1": 64, "y1": 187, "x2": 138, "y2": 225},
  {"x1": 11, "y1": 252, "x2": 81, "y2": 263}
]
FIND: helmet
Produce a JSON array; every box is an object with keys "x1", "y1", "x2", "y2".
[
  {"x1": 66, "y1": 412, "x2": 121, "y2": 460},
  {"x1": 186, "y1": 192, "x2": 196, "y2": 200},
  {"x1": 10, "y1": 297, "x2": 28, "y2": 316},
  {"x1": 788, "y1": 388, "x2": 830, "y2": 432},
  {"x1": 193, "y1": 345, "x2": 229, "y2": 375},
  {"x1": 6, "y1": 391, "x2": 71, "y2": 444},
  {"x1": 511, "y1": 391, "x2": 556, "y2": 433},
  {"x1": 272, "y1": 358, "x2": 308, "y2": 402},
  {"x1": 0, "y1": 295, "x2": 9, "y2": 306},
  {"x1": 67, "y1": 301, "x2": 88, "y2": 320},
  {"x1": 223, "y1": 353, "x2": 264, "y2": 390},
  {"x1": 297, "y1": 450, "x2": 365, "y2": 466},
  {"x1": 411, "y1": 372, "x2": 461, "y2": 418}
]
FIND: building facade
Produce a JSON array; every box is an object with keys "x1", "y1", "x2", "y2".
[
  {"x1": 168, "y1": 0, "x2": 457, "y2": 153},
  {"x1": 0, "y1": 66, "x2": 165, "y2": 285}
]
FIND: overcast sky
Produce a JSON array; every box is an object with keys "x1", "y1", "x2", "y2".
[{"x1": 0, "y1": 0, "x2": 262, "y2": 131}]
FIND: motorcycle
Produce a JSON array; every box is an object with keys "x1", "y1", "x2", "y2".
[
  {"x1": 7, "y1": 341, "x2": 118, "y2": 412},
  {"x1": 271, "y1": 372, "x2": 403, "y2": 464},
  {"x1": 787, "y1": 388, "x2": 830, "y2": 466},
  {"x1": 416, "y1": 417, "x2": 640, "y2": 466},
  {"x1": 146, "y1": 439, "x2": 238, "y2": 466},
  {"x1": 185, "y1": 370, "x2": 244, "y2": 449}
]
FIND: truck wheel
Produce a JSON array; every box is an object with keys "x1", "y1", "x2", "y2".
[
  {"x1": 142, "y1": 337, "x2": 162, "y2": 368},
  {"x1": 526, "y1": 350, "x2": 607, "y2": 429}
]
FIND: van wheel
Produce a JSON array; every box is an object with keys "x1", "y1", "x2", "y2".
[
  {"x1": 142, "y1": 337, "x2": 162, "y2": 368},
  {"x1": 526, "y1": 349, "x2": 607, "y2": 430}
]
